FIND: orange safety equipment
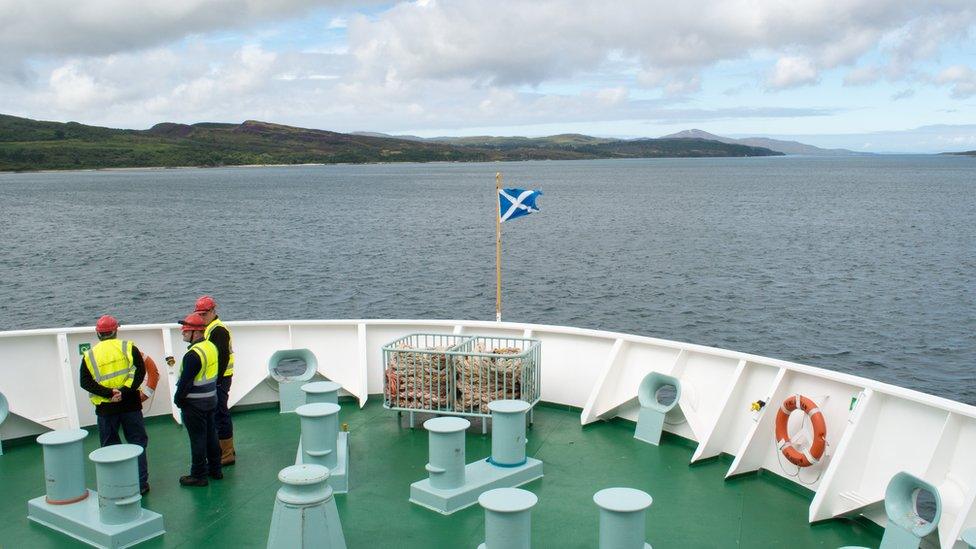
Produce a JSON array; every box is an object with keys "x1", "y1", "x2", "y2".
[
  {"x1": 194, "y1": 295, "x2": 217, "y2": 313},
  {"x1": 84, "y1": 339, "x2": 136, "y2": 405},
  {"x1": 139, "y1": 353, "x2": 160, "y2": 403},
  {"x1": 774, "y1": 394, "x2": 827, "y2": 467},
  {"x1": 96, "y1": 315, "x2": 119, "y2": 334},
  {"x1": 204, "y1": 318, "x2": 235, "y2": 376},
  {"x1": 180, "y1": 313, "x2": 207, "y2": 332}
]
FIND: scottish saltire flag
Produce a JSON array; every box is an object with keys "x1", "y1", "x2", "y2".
[{"x1": 498, "y1": 188, "x2": 542, "y2": 222}]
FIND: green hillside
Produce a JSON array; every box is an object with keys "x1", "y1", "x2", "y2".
[{"x1": 0, "y1": 114, "x2": 782, "y2": 171}]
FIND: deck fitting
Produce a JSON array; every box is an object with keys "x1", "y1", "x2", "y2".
[
  {"x1": 28, "y1": 436, "x2": 163, "y2": 549},
  {"x1": 478, "y1": 487, "x2": 537, "y2": 549},
  {"x1": 302, "y1": 381, "x2": 342, "y2": 405},
  {"x1": 267, "y1": 464, "x2": 346, "y2": 549},
  {"x1": 410, "y1": 400, "x2": 543, "y2": 515},
  {"x1": 296, "y1": 402, "x2": 348, "y2": 493},
  {"x1": 594, "y1": 487, "x2": 653, "y2": 549}
]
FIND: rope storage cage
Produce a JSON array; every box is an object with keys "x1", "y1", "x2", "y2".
[{"x1": 382, "y1": 333, "x2": 541, "y2": 418}]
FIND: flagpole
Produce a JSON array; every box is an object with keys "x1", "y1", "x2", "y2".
[{"x1": 495, "y1": 172, "x2": 502, "y2": 322}]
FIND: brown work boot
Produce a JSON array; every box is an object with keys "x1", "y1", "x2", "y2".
[{"x1": 219, "y1": 437, "x2": 236, "y2": 466}]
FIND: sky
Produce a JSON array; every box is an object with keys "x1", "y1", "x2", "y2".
[{"x1": 1, "y1": 0, "x2": 975, "y2": 153}]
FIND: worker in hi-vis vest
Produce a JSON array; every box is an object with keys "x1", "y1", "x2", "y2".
[
  {"x1": 174, "y1": 313, "x2": 222, "y2": 486},
  {"x1": 194, "y1": 295, "x2": 237, "y2": 465},
  {"x1": 79, "y1": 314, "x2": 150, "y2": 495}
]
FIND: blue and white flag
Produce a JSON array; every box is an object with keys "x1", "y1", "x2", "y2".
[{"x1": 498, "y1": 188, "x2": 542, "y2": 223}]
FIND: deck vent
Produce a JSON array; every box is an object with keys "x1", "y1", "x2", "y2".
[
  {"x1": 269, "y1": 348, "x2": 318, "y2": 413},
  {"x1": 880, "y1": 472, "x2": 942, "y2": 548},
  {"x1": 635, "y1": 372, "x2": 681, "y2": 446}
]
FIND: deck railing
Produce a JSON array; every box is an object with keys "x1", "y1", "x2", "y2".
[{"x1": 1, "y1": 318, "x2": 974, "y2": 547}]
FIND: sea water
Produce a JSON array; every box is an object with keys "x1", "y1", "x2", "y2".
[{"x1": 1, "y1": 156, "x2": 973, "y2": 404}]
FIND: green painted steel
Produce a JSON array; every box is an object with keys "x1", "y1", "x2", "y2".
[{"x1": 0, "y1": 400, "x2": 883, "y2": 548}]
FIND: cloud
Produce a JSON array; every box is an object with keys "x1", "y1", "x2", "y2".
[
  {"x1": 766, "y1": 56, "x2": 819, "y2": 89},
  {"x1": 891, "y1": 88, "x2": 915, "y2": 100},
  {"x1": 1, "y1": 0, "x2": 974, "y2": 136},
  {"x1": 844, "y1": 65, "x2": 883, "y2": 86},
  {"x1": 347, "y1": 0, "x2": 976, "y2": 92},
  {"x1": 935, "y1": 65, "x2": 976, "y2": 98},
  {"x1": 0, "y1": 0, "x2": 341, "y2": 68}
]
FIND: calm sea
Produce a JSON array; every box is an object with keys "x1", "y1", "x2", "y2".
[{"x1": 1, "y1": 156, "x2": 973, "y2": 404}]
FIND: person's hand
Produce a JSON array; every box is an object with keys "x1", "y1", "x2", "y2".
[{"x1": 111, "y1": 389, "x2": 122, "y2": 402}]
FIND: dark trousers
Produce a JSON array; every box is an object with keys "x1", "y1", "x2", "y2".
[
  {"x1": 216, "y1": 376, "x2": 233, "y2": 439},
  {"x1": 97, "y1": 411, "x2": 149, "y2": 488},
  {"x1": 181, "y1": 405, "x2": 221, "y2": 479}
]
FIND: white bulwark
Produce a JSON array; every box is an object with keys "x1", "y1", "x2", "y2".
[{"x1": 2, "y1": 318, "x2": 975, "y2": 548}]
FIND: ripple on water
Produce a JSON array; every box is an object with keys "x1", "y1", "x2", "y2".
[{"x1": 0, "y1": 157, "x2": 973, "y2": 404}]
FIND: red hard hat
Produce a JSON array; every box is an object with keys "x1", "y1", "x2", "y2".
[
  {"x1": 179, "y1": 313, "x2": 207, "y2": 332},
  {"x1": 194, "y1": 295, "x2": 216, "y2": 313},
  {"x1": 95, "y1": 315, "x2": 119, "y2": 333}
]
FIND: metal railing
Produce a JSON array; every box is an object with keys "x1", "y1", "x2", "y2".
[{"x1": 382, "y1": 333, "x2": 541, "y2": 418}]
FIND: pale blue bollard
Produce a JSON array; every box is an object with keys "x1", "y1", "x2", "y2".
[
  {"x1": 594, "y1": 487, "x2": 653, "y2": 549},
  {"x1": 424, "y1": 417, "x2": 470, "y2": 490},
  {"x1": 488, "y1": 400, "x2": 530, "y2": 466},
  {"x1": 0, "y1": 391, "x2": 8, "y2": 455},
  {"x1": 302, "y1": 381, "x2": 342, "y2": 405},
  {"x1": 37, "y1": 429, "x2": 90, "y2": 504},
  {"x1": 478, "y1": 488, "x2": 537, "y2": 549},
  {"x1": 268, "y1": 464, "x2": 346, "y2": 549},
  {"x1": 296, "y1": 403, "x2": 341, "y2": 470},
  {"x1": 89, "y1": 444, "x2": 144, "y2": 525},
  {"x1": 634, "y1": 373, "x2": 680, "y2": 446}
]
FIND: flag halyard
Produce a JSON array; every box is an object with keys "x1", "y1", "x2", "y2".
[{"x1": 498, "y1": 187, "x2": 542, "y2": 222}]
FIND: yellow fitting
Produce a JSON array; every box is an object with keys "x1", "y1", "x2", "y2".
[{"x1": 341, "y1": 423, "x2": 349, "y2": 432}]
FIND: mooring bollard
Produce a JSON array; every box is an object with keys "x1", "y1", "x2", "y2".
[
  {"x1": 296, "y1": 402, "x2": 341, "y2": 470},
  {"x1": 37, "y1": 429, "x2": 89, "y2": 505},
  {"x1": 594, "y1": 487, "x2": 653, "y2": 549},
  {"x1": 268, "y1": 464, "x2": 346, "y2": 549},
  {"x1": 488, "y1": 400, "x2": 530, "y2": 466},
  {"x1": 424, "y1": 417, "x2": 470, "y2": 490},
  {"x1": 478, "y1": 488, "x2": 537, "y2": 549},
  {"x1": 302, "y1": 381, "x2": 342, "y2": 405},
  {"x1": 89, "y1": 444, "x2": 144, "y2": 525}
]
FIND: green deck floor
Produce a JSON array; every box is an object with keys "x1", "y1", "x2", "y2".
[{"x1": 0, "y1": 400, "x2": 880, "y2": 548}]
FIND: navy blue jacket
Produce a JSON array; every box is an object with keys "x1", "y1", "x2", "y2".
[{"x1": 174, "y1": 341, "x2": 217, "y2": 411}]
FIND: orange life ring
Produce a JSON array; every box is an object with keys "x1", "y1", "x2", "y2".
[
  {"x1": 774, "y1": 394, "x2": 827, "y2": 467},
  {"x1": 140, "y1": 354, "x2": 160, "y2": 403}
]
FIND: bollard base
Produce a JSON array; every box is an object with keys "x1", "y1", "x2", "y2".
[
  {"x1": 27, "y1": 490, "x2": 164, "y2": 549},
  {"x1": 409, "y1": 458, "x2": 543, "y2": 515},
  {"x1": 296, "y1": 432, "x2": 349, "y2": 493}
]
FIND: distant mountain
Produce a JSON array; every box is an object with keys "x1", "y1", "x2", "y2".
[
  {"x1": 941, "y1": 150, "x2": 976, "y2": 156},
  {"x1": 0, "y1": 114, "x2": 782, "y2": 171},
  {"x1": 661, "y1": 129, "x2": 862, "y2": 156}
]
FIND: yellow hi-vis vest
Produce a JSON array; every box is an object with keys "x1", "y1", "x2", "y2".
[
  {"x1": 185, "y1": 340, "x2": 219, "y2": 399},
  {"x1": 204, "y1": 318, "x2": 234, "y2": 377},
  {"x1": 84, "y1": 339, "x2": 136, "y2": 405}
]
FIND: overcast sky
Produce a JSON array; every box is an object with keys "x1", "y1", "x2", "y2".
[{"x1": 2, "y1": 0, "x2": 975, "y2": 152}]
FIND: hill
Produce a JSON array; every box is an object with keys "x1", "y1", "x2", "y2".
[
  {"x1": 941, "y1": 150, "x2": 976, "y2": 156},
  {"x1": 0, "y1": 115, "x2": 781, "y2": 171},
  {"x1": 661, "y1": 129, "x2": 862, "y2": 156}
]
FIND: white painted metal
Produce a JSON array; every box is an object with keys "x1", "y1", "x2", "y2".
[{"x1": 1, "y1": 318, "x2": 975, "y2": 547}]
